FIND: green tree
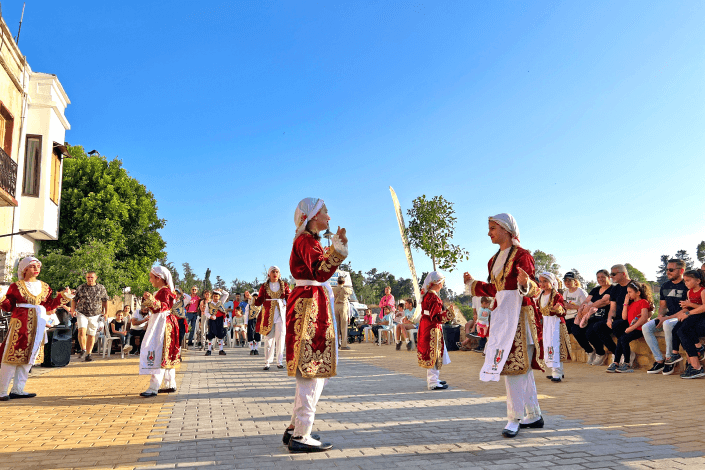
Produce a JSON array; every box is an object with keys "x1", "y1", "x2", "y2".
[
  {"x1": 157, "y1": 257, "x2": 181, "y2": 290},
  {"x1": 181, "y1": 262, "x2": 201, "y2": 293},
  {"x1": 625, "y1": 263, "x2": 647, "y2": 283},
  {"x1": 532, "y1": 250, "x2": 560, "y2": 276},
  {"x1": 568, "y1": 269, "x2": 587, "y2": 289},
  {"x1": 41, "y1": 146, "x2": 166, "y2": 292},
  {"x1": 39, "y1": 239, "x2": 128, "y2": 297},
  {"x1": 215, "y1": 275, "x2": 227, "y2": 291},
  {"x1": 697, "y1": 241, "x2": 705, "y2": 264},
  {"x1": 656, "y1": 255, "x2": 670, "y2": 285},
  {"x1": 203, "y1": 268, "x2": 212, "y2": 292},
  {"x1": 674, "y1": 250, "x2": 695, "y2": 271},
  {"x1": 406, "y1": 195, "x2": 469, "y2": 272}
]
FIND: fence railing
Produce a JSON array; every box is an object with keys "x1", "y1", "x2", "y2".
[{"x1": 0, "y1": 146, "x2": 17, "y2": 198}]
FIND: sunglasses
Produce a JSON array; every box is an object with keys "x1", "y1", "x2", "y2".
[
  {"x1": 609, "y1": 272, "x2": 619, "y2": 276},
  {"x1": 667, "y1": 268, "x2": 679, "y2": 272}
]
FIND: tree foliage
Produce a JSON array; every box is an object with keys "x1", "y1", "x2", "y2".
[
  {"x1": 674, "y1": 250, "x2": 695, "y2": 271},
  {"x1": 656, "y1": 255, "x2": 670, "y2": 285},
  {"x1": 406, "y1": 195, "x2": 468, "y2": 272},
  {"x1": 40, "y1": 146, "x2": 166, "y2": 294},
  {"x1": 39, "y1": 239, "x2": 128, "y2": 297},
  {"x1": 625, "y1": 263, "x2": 647, "y2": 283},
  {"x1": 697, "y1": 241, "x2": 705, "y2": 264},
  {"x1": 532, "y1": 250, "x2": 560, "y2": 276},
  {"x1": 568, "y1": 269, "x2": 587, "y2": 289}
]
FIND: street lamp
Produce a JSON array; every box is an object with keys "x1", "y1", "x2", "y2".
[{"x1": 323, "y1": 228, "x2": 333, "y2": 247}]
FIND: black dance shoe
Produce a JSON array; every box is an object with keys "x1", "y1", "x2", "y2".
[
  {"x1": 9, "y1": 392, "x2": 36, "y2": 399},
  {"x1": 519, "y1": 416, "x2": 544, "y2": 429},
  {"x1": 140, "y1": 392, "x2": 157, "y2": 398},
  {"x1": 263, "y1": 366, "x2": 270, "y2": 371},
  {"x1": 287, "y1": 437, "x2": 333, "y2": 453},
  {"x1": 158, "y1": 388, "x2": 176, "y2": 394},
  {"x1": 282, "y1": 428, "x2": 321, "y2": 445},
  {"x1": 502, "y1": 427, "x2": 519, "y2": 438}
]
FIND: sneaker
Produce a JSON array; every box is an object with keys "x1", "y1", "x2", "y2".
[
  {"x1": 205, "y1": 350, "x2": 211, "y2": 356},
  {"x1": 85, "y1": 354, "x2": 93, "y2": 362},
  {"x1": 123, "y1": 345, "x2": 133, "y2": 354},
  {"x1": 77, "y1": 350, "x2": 85, "y2": 359},
  {"x1": 406, "y1": 341, "x2": 412, "y2": 351},
  {"x1": 662, "y1": 363, "x2": 676, "y2": 375},
  {"x1": 646, "y1": 362, "x2": 665, "y2": 374},
  {"x1": 396, "y1": 341, "x2": 402, "y2": 351},
  {"x1": 471, "y1": 346, "x2": 484, "y2": 353},
  {"x1": 219, "y1": 350, "x2": 226, "y2": 355},
  {"x1": 586, "y1": 352, "x2": 596, "y2": 365},
  {"x1": 606, "y1": 362, "x2": 618, "y2": 373},
  {"x1": 591, "y1": 354, "x2": 605, "y2": 366},
  {"x1": 616, "y1": 363, "x2": 634, "y2": 373},
  {"x1": 681, "y1": 365, "x2": 705, "y2": 379},
  {"x1": 665, "y1": 354, "x2": 683, "y2": 365},
  {"x1": 629, "y1": 351, "x2": 637, "y2": 366}
]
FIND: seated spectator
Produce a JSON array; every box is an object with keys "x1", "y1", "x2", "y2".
[
  {"x1": 372, "y1": 306, "x2": 392, "y2": 343},
  {"x1": 395, "y1": 299, "x2": 417, "y2": 351},
  {"x1": 562, "y1": 272, "x2": 587, "y2": 335},
  {"x1": 129, "y1": 299, "x2": 149, "y2": 355},
  {"x1": 232, "y1": 306, "x2": 247, "y2": 347},
  {"x1": 357, "y1": 311, "x2": 373, "y2": 336},
  {"x1": 642, "y1": 259, "x2": 687, "y2": 375},
  {"x1": 675, "y1": 269, "x2": 705, "y2": 379},
  {"x1": 606, "y1": 281, "x2": 653, "y2": 373},
  {"x1": 458, "y1": 297, "x2": 492, "y2": 353},
  {"x1": 588, "y1": 264, "x2": 631, "y2": 366},
  {"x1": 110, "y1": 310, "x2": 131, "y2": 354},
  {"x1": 573, "y1": 269, "x2": 612, "y2": 365}
]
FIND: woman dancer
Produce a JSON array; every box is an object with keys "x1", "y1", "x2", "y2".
[
  {"x1": 0, "y1": 257, "x2": 71, "y2": 400},
  {"x1": 464, "y1": 213, "x2": 544, "y2": 438},
  {"x1": 255, "y1": 266, "x2": 290, "y2": 370},
  {"x1": 284, "y1": 197, "x2": 347, "y2": 453},
  {"x1": 139, "y1": 266, "x2": 180, "y2": 397}
]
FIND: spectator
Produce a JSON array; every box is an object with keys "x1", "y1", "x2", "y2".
[
  {"x1": 675, "y1": 270, "x2": 705, "y2": 379},
  {"x1": 573, "y1": 269, "x2": 612, "y2": 365},
  {"x1": 172, "y1": 288, "x2": 191, "y2": 347},
  {"x1": 129, "y1": 295, "x2": 150, "y2": 355},
  {"x1": 197, "y1": 291, "x2": 212, "y2": 349},
  {"x1": 186, "y1": 286, "x2": 200, "y2": 347},
  {"x1": 372, "y1": 306, "x2": 392, "y2": 343},
  {"x1": 642, "y1": 259, "x2": 688, "y2": 374},
  {"x1": 332, "y1": 274, "x2": 353, "y2": 351},
  {"x1": 473, "y1": 297, "x2": 492, "y2": 353},
  {"x1": 562, "y1": 272, "x2": 587, "y2": 336},
  {"x1": 395, "y1": 299, "x2": 417, "y2": 351},
  {"x1": 232, "y1": 305, "x2": 247, "y2": 347},
  {"x1": 357, "y1": 311, "x2": 374, "y2": 336},
  {"x1": 587, "y1": 264, "x2": 631, "y2": 365},
  {"x1": 70, "y1": 272, "x2": 109, "y2": 362},
  {"x1": 379, "y1": 286, "x2": 395, "y2": 317},
  {"x1": 110, "y1": 310, "x2": 131, "y2": 354},
  {"x1": 605, "y1": 281, "x2": 653, "y2": 373}
]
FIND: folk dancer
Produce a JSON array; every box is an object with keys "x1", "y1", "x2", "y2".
[
  {"x1": 139, "y1": 266, "x2": 180, "y2": 397},
  {"x1": 205, "y1": 289, "x2": 229, "y2": 356},
  {"x1": 172, "y1": 288, "x2": 191, "y2": 350},
  {"x1": 417, "y1": 272, "x2": 455, "y2": 390},
  {"x1": 464, "y1": 213, "x2": 545, "y2": 438},
  {"x1": 255, "y1": 267, "x2": 291, "y2": 370},
  {"x1": 283, "y1": 197, "x2": 348, "y2": 453},
  {"x1": 537, "y1": 272, "x2": 572, "y2": 382},
  {"x1": 332, "y1": 273, "x2": 353, "y2": 350},
  {"x1": 246, "y1": 292, "x2": 261, "y2": 356},
  {"x1": 0, "y1": 257, "x2": 71, "y2": 400}
]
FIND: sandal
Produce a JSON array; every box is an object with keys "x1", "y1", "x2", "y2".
[{"x1": 459, "y1": 346, "x2": 473, "y2": 351}]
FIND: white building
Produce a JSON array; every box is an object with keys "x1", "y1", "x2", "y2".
[{"x1": 0, "y1": 14, "x2": 70, "y2": 285}]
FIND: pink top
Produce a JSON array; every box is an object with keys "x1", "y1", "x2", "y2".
[
  {"x1": 186, "y1": 294, "x2": 200, "y2": 313},
  {"x1": 379, "y1": 294, "x2": 395, "y2": 312}
]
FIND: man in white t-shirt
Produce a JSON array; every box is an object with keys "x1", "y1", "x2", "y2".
[
  {"x1": 129, "y1": 304, "x2": 149, "y2": 355},
  {"x1": 562, "y1": 272, "x2": 588, "y2": 334}
]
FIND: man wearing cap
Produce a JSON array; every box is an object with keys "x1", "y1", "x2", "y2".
[
  {"x1": 70, "y1": 272, "x2": 109, "y2": 362},
  {"x1": 284, "y1": 197, "x2": 348, "y2": 452},
  {"x1": 332, "y1": 273, "x2": 353, "y2": 350},
  {"x1": 255, "y1": 267, "x2": 291, "y2": 370}
]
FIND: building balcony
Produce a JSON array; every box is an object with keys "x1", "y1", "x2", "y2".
[{"x1": 0, "y1": 147, "x2": 18, "y2": 207}]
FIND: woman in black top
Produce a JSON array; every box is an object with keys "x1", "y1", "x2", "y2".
[
  {"x1": 572, "y1": 269, "x2": 612, "y2": 365},
  {"x1": 110, "y1": 310, "x2": 131, "y2": 353}
]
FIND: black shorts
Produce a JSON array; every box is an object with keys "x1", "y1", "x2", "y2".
[
  {"x1": 207, "y1": 317, "x2": 225, "y2": 340},
  {"x1": 247, "y1": 318, "x2": 260, "y2": 342}
]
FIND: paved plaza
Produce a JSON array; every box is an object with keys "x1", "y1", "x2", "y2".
[{"x1": 1, "y1": 342, "x2": 705, "y2": 470}]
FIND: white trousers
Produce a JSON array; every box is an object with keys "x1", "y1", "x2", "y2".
[
  {"x1": 426, "y1": 367, "x2": 440, "y2": 389},
  {"x1": 504, "y1": 346, "x2": 541, "y2": 422},
  {"x1": 551, "y1": 363, "x2": 564, "y2": 379},
  {"x1": 290, "y1": 372, "x2": 327, "y2": 438},
  {"x1": 0, "y1": 363, "x2": 30, "y2": 396},
  {"x1": 264, "y1": 321, "x2": 285, "y2": 366},
  {"x1": 147, "y1": 368, "x2": 176, "y2": 393}
]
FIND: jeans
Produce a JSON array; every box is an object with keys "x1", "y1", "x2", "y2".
[
  {"x1": 572, "y1": 315, "x2": 602, "y2": 354},
  {"x1": 676, "y1": 315, "x2": 705, "y2": 357},
  {"x1": 186, "y1": 312, "x2": 199, "y2": 342},
  {"x1": 642, "y1": 318, "x2": 678, "y2": 362},
  {"x1": 588, "y1": 319, "x2": 628, "y2": 356},
  {"x1": 615, "y1": 329, "x2": 643, "y2": 364}
]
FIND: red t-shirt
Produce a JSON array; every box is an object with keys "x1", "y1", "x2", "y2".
[
  {"x1": 627, "y1": 299, "x2": 649, "y2": 330},
  {"x1": 688, "y1": 288, "x2": 704, "y2": 306}
]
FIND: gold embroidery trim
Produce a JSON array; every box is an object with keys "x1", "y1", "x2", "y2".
[
  {"x1": 162, "y1": 319, "x2": 179, "y2": 368},
  {"x1": 16, "y1": 281, "x2": 50, "y2": 305},
  {"x1": 491, "y1": 248, "x2": 518, "y2": 292},
  {"x1": 319, "y1": 245, "x2": 346, "y2": 274}
]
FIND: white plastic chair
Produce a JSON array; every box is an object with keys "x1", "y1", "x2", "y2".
[
  {"x1": 406, "y1": 328, "x2": 418, "y2": 349},
  {"x1": 102, "y1": 321, "x2": 125, "y2": 359},
  {"x1": 377, "y1": 322, "x2": 395, "y2": 346}
]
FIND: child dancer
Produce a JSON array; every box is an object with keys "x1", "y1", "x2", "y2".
[
  {"x1": 205, "y1": 289, "x2": 228, "y2": 356},
  {"x1": 417, "y1": 272, "x2": 455, "y2": 390},
  {"x1": 537, "y1": 272, "x2": 571, "y2": 382}
]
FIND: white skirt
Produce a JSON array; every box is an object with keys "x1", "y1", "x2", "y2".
[{"x1": 139, "y1": 311, "x2": 167, "y2": 375}]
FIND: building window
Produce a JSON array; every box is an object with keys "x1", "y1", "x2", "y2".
[
  {"x1": 22, "y1": 135, "x2": 41, "y2": 197},
  {"x1": 0, "y1": 103, "x2": 14, "y2": 157},
  {"x1": 50, "y1": 149, "x2": 61, "y2": 204}
]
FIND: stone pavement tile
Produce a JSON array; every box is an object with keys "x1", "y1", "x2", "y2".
[{"x1": 134, "y1": 344, "x2": 705, "y2": 470}]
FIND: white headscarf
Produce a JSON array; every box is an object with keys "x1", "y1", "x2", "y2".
[
  {"x1": 17, "y1": 256, "x2": 41, "y2": 279},
  {"x1": 294, "y1": 197, "x2": 325, "y2": 240},
  {"x1": 489, "y1": 213, "x2": 521, "y2": 246},
  {"x1": 538, "y1": 272, "x2": 558, "y2": 291},
  {"x1": 150, "y1": 266, "x2": 174, "y2": 292},
  {"x1": 268, "y1": 266, "x2": 279, "y2": 275},
  {"x1": 422, "y1": 271, "x2": 445, "y2": 292}
]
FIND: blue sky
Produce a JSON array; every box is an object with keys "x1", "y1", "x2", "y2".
[{"x1": 8, "y1": 1, "x2": 704, "y2": 295}]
